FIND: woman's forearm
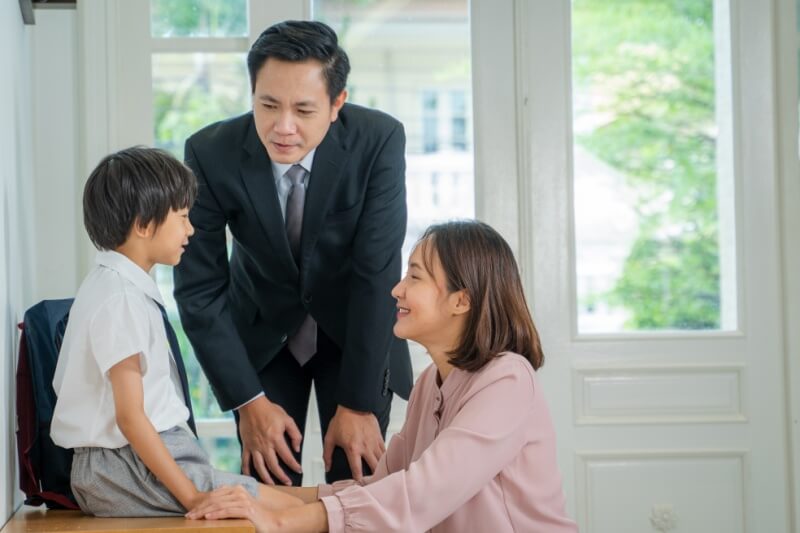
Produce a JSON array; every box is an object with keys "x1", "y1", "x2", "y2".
[
  {"x1": 274, "y1": 502, "x2": 328, "y2": 533},
  {"x1": 274, "y1": 486, "x2": 319, "y2": 504}
]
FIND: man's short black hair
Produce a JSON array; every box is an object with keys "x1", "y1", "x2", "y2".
[
  {"x1": 83, "y1": 146, "x2": 198, "y2": 251},
  {"x1": 247, "y1": 20, "x2": 350, "y2": 102}
]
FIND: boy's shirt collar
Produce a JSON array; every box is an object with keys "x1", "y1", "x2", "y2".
[{"x1": 95, "y1": 250, "x2": 164, "y2": 307}]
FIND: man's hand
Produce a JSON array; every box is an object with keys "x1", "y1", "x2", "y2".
[
  {"x1": 323, "y1": 405, "x2": 385, "y2": 482},
  {"x1": 238, "y1": 396, "x2": 303, "y2": 486}
]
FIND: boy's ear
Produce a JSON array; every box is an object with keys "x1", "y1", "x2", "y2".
[
  {"x1": 132, "y1": 218, "x2": 154, "y2": 238},
  {"x1": 450, "y1": 289, "x2": 471, "y2": 316}
]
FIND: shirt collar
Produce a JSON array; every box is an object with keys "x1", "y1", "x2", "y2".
[
  {"x1": 436, "y1": 364, "x2": 468, "y2": 401},
  {"x1": 95, "y1": 250, "x2": 165, "y2": 307},
  {"x1": 271, "y1": 148, "x2": 317, "y2": 183}
]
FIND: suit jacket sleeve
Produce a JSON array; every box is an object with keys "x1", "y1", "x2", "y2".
[
  {"x1": 173, "y1": 137, "x2": 263, "y2": 411},
  {"x1": 337, "y1": 122, "x2": 407, "y2": 412}
]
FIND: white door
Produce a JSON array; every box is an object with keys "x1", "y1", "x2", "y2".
[{"x1": 506, "y1": 2, "x2": 792, "y2": 532}]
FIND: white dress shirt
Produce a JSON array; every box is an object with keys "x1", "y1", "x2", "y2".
[{"x1": 51, "y1": 250, "x2": 189, "y2": 449}]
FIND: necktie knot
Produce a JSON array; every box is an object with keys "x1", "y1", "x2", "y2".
[{"x1": 285, "y1": 164, "x2": 307, "y2": 187}]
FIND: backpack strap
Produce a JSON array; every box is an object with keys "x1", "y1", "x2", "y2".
[{"x1": 15, "y1": 323, "x2": 39, "y2": 498}]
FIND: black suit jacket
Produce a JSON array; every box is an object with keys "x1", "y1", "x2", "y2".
[{"x1": 174, "y1": 104, "x2": 413, "y2": 413}]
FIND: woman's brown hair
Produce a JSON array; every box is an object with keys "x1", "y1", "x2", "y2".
[{"x1": 417, "y1": 220, "x2": 544, "y2": 371}]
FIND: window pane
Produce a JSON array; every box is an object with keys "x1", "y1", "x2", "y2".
[
  {"x1": 152, "y1": 52, "x2": 249, "y2": 442},
  {"x1": 150, "y1": 0, "x2": 247, "y2": 38},
  {"x1": 152, "y1": 53, "x2": 250, "y2": 158},
  {"x1": 198, "y1": 436, "x2": 241, "y2": 473},
  {"x1": 155, "y1": 266, "x2": 230, "y2": 421},
  {"x1": 572, "y1": 0, "x2": 735, "y2": 333},
  {"x1": 314, "y1": 0, "x2": 474, "y2": 378},
  {"x1": 312, "y1": 0, "x2": 474, "y2": 269}
]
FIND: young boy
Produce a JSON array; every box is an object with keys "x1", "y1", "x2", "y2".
[{"x1": 51, "y1": 146, "x2": 301, "y2": 517}]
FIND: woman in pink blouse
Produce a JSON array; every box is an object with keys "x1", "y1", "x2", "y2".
[{"x1": 188, "y1": 220, "x2": 578, "y2": 532}]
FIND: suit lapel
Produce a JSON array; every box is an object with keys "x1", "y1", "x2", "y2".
[
  {"x1": 240, "y1": 119, "x2": 299, "y2": 277},
  {"x1": 302, "y1": 120, "x2": 347, "y2": 264}
]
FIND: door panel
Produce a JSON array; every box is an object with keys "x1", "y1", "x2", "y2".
[{"x1": 518, "y1": 2, "x2": 790, "y2": 532}]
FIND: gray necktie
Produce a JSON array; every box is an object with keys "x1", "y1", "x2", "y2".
[
  {"x1": 285, "y1": 164, "x2": 307, "y2": 261},
  {"x1": 284, "y1": 164, "x2": 316, "y2": 365}
]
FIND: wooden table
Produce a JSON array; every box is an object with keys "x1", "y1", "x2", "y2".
[{"x1": 1, "y1": 506, "x2": 255, "y2": 533}]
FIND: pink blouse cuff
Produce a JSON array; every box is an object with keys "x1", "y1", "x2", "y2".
[
  {"x1": 319, "y1": 479, "x2": 359, "y2": 498},
  {"x1": 320, "y1": 495, "x2": 346, "y2": 533},
  {"x1": 318, "y1": 483, "x2": 336, "y2": 498}
]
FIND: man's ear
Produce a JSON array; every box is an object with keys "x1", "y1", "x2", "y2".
[
  {"x1": 451, "y1": 289, "x2": 471, "y2": 316},
  {"x1": 330, "y1": 89, "x2": 348, "y2": 122}
]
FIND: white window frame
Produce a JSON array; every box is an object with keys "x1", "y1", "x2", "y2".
[{"x1": 777, "y1": 0, "x2": 800, "y2": 525}]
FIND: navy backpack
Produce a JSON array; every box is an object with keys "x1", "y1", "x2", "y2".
[{"x1": 16, "y1": 298, "x2": 78, "y2": 509}]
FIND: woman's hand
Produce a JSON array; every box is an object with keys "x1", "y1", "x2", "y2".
[{"x1": 186, "y1": 486, "x2": 280, "y2": 532}]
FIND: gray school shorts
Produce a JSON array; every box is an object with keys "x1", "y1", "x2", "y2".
[{"x1": 70, "y1": 426, "x2": 259, "y2": 517}]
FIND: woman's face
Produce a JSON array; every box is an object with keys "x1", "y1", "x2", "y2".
[{"x1": 391, "y1": 242, "x2": 468, "y2": 349}]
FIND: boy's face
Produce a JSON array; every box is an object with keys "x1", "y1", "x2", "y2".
[
  {"x1": 252, "y1": 58, "x2": 346, "y2": 164},
  {"x1": 148, "y1": 208, "x2": 194, "y2": 266}
]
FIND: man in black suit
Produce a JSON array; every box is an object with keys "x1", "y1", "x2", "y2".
[{"x1": 174, "y1": 20, "x2": 412, "y2": 487}]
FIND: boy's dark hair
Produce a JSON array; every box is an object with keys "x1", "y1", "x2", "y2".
[
  {"x1": 417, "y1": 220, "x2": 545, "y2": 372},
  {"x1": 83, "y1": 146, "x2": 197, "y2": 251},
  {"x1": 247, "y1": 20, "x2": 350, "y2": 102}
]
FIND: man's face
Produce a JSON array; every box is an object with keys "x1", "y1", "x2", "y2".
[{"x1": 252, "y1": 58, "x2": 346, "y2": 164}]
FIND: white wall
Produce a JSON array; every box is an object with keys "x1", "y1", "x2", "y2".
[
  {"x1": 31, "y1": 9, "x2": 81, "y2": 302},
  {"x1": 777, "y1": 0, "x2": 800, "y2": 529},
  {"x1": 0, "y1": 1, "x2": 36, "y2": 524},
  {"x1": 1, "y1": 4, "x2": 81, "y2": 525}
]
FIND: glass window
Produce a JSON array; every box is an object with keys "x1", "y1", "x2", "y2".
[
  {"x1": 198, "y1": 436, "x2": 241, "y2": 473},
  {"x1": 313, "y1": 0, "x2": 474, "y2": 380},
  {"x1": 451, "y1": 90, "x2": 467, "y2": 151},
  {"x1": 152, "y1": 53, "x2": 250, "y2": 157},
  {"x1": 422, "y1": 90, "x2": 439, "y2": 153},
  {"x1": 150, "y1": 0, "x2": 248, "y2": 38},
  {"x1": 312, "y1": 0, "x2": 474, "y2": 266},
  {"x1": 571, "y1": 0, "x2": 735, "y2": 333},
  {"x1": 152, "y1": 50, "x2": 249, "y2": 470}
]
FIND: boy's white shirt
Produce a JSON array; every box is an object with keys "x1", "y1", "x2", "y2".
[{"x1": 51, "y1": 250, "x2": 190, "y2": 449}]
